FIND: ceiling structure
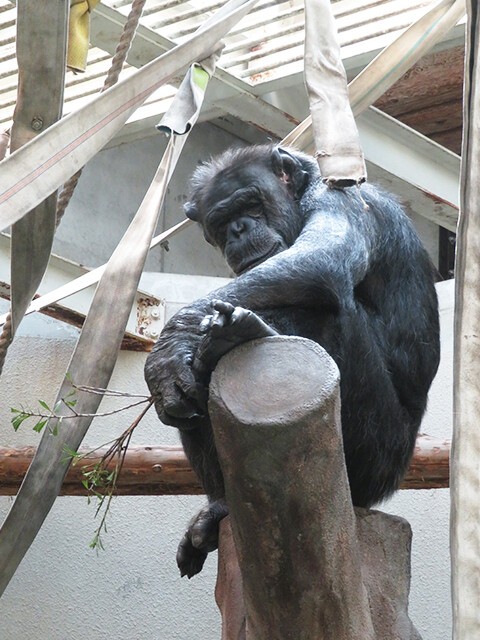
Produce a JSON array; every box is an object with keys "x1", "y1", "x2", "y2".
[
  {"x1": 0, "y1": 0, "x2": 465, "y2": 231},
  {"x1": 0, "y1": 1, "x2": 464, "y2": 147}
]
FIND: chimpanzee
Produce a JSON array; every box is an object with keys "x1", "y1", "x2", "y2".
[{"x1": 145, "y1": 144, "x2": 440, "y2": 578}]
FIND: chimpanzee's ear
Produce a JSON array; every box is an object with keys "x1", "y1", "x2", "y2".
[
  {"x1": 184, "y1": 201, "x2": 199, "y2": 221},
  {"x1": 271, "y1": 146, "x2": 309, "y2": 198}
]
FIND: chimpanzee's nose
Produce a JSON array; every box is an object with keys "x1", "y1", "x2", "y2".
[{"x1": 228, "y1": 217, "x2": 254, "y2": 240}]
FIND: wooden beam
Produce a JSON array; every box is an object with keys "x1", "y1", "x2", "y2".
[
  {"x1": 0, "y1": 445, "x2": 202, "y2": 497},
  {"x1": 375, "y1": 46, "x2": 464, "y2": 117},
  {"x1": 399, "y1": 434, "x2": 450, "y2": 490},
  {"x1": 375, "y1": 45, "x2": 464, "y2": 154},
  {"x1": 397, "y1": 100, "x2": 463, "y2": 137},
  {"x1": 0, "y1": 434, "x2": 450, "y2": 497},
  {"x1": 431, "y1": 126, "x2": 463, "y2": 155}
]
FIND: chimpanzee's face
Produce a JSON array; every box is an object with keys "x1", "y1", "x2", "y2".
[{"x1": 184, "y1": 151, "x2": 306, "y2": 275}]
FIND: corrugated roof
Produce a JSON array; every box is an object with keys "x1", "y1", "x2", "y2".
[{"x1": 0, "y1": 0, "x2": 449, "y2": 128}]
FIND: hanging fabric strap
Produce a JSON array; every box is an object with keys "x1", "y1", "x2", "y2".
[{"x1": 303, "y1": 0, "x2": 366, "y2": 187}]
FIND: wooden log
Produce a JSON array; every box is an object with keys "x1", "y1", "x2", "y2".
[
  {"x1": 0, "y1": 445, "x2": 202, "y2": 496},
  {"x1": 396, "y1": 100, "x2": 463, "y2": 137},
  {"x1": 215, "y1": 518, "x2": 246, "y2": 640},
  {"x1": 0, "y1": 434, "x2": 450, "y2": 496},
  {"x1": 209, "y1": 336, "x2": 422, "y2": 639},
  {"x1": 430, "y1": 127, "x2": 463, "y2": 155},
  {"x1": 215, "y1": 511, "x2": 423, "y2": 640},
  {"x1": 400, "y1": 434, "x2": 450, "y2": 490},
  {"x1": 209, "y1": 336, "x2": 376, "y2": 640},
  {"x1": 451, "y1": 2, "x2": 480, "y2": 637}
]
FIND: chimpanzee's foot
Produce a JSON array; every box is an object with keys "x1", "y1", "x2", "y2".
[
  {"x1": 194, "y1": 300, "x2": 278, "y2": 373},
  {"x1": 176, "y1": 499, "x2": 229, "y2": 578}
]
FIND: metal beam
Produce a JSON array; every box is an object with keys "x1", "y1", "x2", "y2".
[
  {"x1": 358, "y1": 107, "x2": 460, "y2": 232},
  {"x1": 0, "y1": 234, "x2": 163, "y2": 350},
  {"x1": 90, "y1": 3, "x2": 460, "y2": 232}
]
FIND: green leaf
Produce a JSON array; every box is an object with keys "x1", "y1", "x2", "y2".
[
  {"x1": 11, "y1": 413, "x2": 30, "y2": 431},
  {"x1": 33, "y1": 419, "x2": 47, "y2": 433},
  {"x1": 63, "y1": 446, "x2": 79, "y2": 460},
  {"x1": 38, "y1": 400, "x2": 51, "y2": 412},
  {"x1": 10, "y1": 407, "x2": 21, "y2": 413}
]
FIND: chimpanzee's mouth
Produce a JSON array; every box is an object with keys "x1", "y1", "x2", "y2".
[{"x1": 236, "y1": 242, "x2": 283, "y2": 275}]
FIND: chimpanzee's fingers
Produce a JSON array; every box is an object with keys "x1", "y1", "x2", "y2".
[
  {"x1": 209, "y1": 310, "x2": 227, "y2": 334},
  {"x1": 212, "y1": 299, "x2": 235, "y2": 317},
  {"x1": 199, "y1": 314, "x2": 213, "y2": 333},
  {"x1": 230, "y1": 306, "x2": 250, "y2": 324}
]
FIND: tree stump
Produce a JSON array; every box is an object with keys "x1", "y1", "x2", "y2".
[{"x1": 209, "y1": 336, "x2": 421, "y2": 640}]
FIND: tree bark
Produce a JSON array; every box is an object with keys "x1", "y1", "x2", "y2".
[
  {"x1": 209, "y1": 336, "x2": 421, "y2": 640},
  {"x1": 209, "y1": 336, "x2": 376, "y2": 640}
]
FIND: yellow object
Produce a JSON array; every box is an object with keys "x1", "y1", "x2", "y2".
[{"x1": 68, "y1": 0, "x2": 101, "y2": 73}]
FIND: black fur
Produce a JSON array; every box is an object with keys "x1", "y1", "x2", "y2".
[{"x1": 145, "y1": 144, "x2": 440, "y2": 576}]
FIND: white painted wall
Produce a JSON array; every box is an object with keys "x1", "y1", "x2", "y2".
[
  {"x1": 383, "y1": 279, "x2": 453, "y2": 639},
  {"x1": 0, "y1": 296, "x2": 222, "y2": 640},
  {"x1": 0, "y1": 129, "x2": 453, "y2": 638}
]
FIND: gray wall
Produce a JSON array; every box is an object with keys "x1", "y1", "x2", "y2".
[
  {"x1": 0, "y1": 278, "x2": 453, "y2": 640},
  {"x1": 53, "y1": 122, "x2": 244, "y2": 277},
  {"x1": 52, "y1": 122, "x2": 439, "y2": 276},
  {"x1": 0, "y1": 299, "x2": 220, "y2": 640}
]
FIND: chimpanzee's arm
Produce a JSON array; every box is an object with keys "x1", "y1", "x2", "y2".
[{"x1": 145, "y1": 194, "x2": 375, "y2": 428}]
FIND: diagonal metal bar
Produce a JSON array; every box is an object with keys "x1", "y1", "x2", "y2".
[
  {"x1": 283, "y1": 0, "x2": 466, "y2": 150},
  {"x1": 90, "y1": 3, "x2": 299, "y2": 140}
]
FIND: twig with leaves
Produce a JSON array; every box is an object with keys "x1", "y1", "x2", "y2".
[
  {"x1": 11, "y1": 383, "x2": 154, "y2": 550},
  {"x1": 68, "y1": 397, "x2": 154, "y2": 550}
]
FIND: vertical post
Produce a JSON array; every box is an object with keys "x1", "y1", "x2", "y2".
[
  {"x1": 209, "y1": 336, "x2": 375, "y2": 640},
  {"x1": 451, "y1": 2, "x2": 480, "y2": 637}
]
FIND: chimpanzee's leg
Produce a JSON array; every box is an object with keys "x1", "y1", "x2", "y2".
[
  {"x1": 176, "y1": 302, "x2": 278, "y2": 578},
  {"x1": 176, "y1": 420, "x2": 227, "y2": 578}
]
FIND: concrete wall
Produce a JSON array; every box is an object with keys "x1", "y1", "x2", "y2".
[
  {"x1": 52, "y1": 122, "x2": 243, "y2": 278},
  {"x1": 0, "y1": 127, "x2": 453, "y2": 638},
  {"x1": 0, "y1": 297, "x2": 221, "y2": 640},
  {"x1": 52, "y1": 122, "x2": 439, "y2": 276}
]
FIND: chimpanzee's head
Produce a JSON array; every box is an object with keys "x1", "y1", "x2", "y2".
[{"x1": 184, "y1": 145, "x2": 317, "y2": 275}]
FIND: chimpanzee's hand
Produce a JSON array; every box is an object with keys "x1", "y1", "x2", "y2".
[
  {"x1": 145, "y1": 343, "x2": 208, "y2": 430},
  {"x1": 194, "y1": 299, "x2": 278, "y2": 373}
]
